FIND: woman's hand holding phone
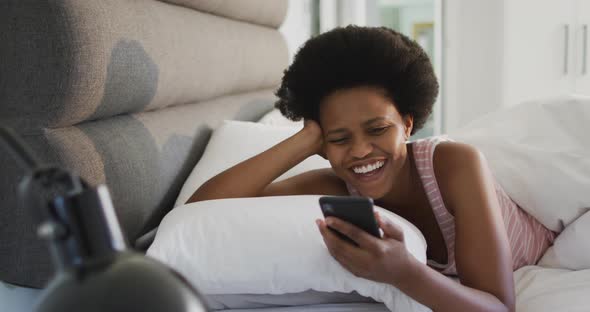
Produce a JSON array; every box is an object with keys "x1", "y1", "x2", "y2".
[
  {"x1": 319, "y1": 196, "x2": 381, "y2": 243},
  {"x1": 316, "y1": 210, "x2": 419, "y2": 287}
]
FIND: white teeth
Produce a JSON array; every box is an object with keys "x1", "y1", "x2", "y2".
[{"x1": 352, "y1": 160, "x2": 384, "y2": 174}]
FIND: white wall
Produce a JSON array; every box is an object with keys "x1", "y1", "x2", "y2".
[
  {"x1": 279, "y1": 0, "x2": 313, "y2": 63},
  {"x1": 338, "y1": 0, "x2": 367, "y2": 26},
  {"x1": 442, "y1": 0, "x2": 504, "y2": 133},
  {"x1": 398, "y1": 5, "x2": 434, "y2": 37},
  {"x1": 501, "y1": 0, "x2": 577, "y2": 108}
]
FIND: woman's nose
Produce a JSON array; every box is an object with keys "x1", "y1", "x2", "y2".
[{"x1": 349, "y1": 139, "x2": 372, "y2": 159}]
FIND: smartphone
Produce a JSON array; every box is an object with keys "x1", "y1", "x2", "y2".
[{"x1": 319, "y1": 196, "x2": 381, "y2": 245}]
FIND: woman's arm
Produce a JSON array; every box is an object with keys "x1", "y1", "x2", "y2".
[
  {"x1": 423, "y1": 142, "x2": 515, "y2": 311},
  {"x1": 393, "y1": 258, "x2": 512, "y2": 312},
  {"x1": 397, "y1": 142, "x2": 514, "y2": 311},
  {"x1": 186, "y1": 120, "x2": 340, "y2": 203}
]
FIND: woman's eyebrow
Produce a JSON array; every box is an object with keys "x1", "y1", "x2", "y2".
[
  {"x1": 363, "y1": 117, "x2": 388, "y2": 125},
  {"x1": 326, "y1": 117, "x2": 391, "y2": 135},
  {"x1": 326, "y1": 128, "x2": 348, "y2": 136}
]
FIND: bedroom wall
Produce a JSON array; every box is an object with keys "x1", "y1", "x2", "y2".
[
  {"x1": 442, "y1": 0, "x2": 504, "y2": 133},
  {"x1": 443, "y1": 0, "x2": 590, "y2": 132},
  {"x1": 279, "y1": 0, "x2": 313, "y2": 62}
]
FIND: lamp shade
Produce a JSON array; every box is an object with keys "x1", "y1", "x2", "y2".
[{"x1": 36, "y1": 251, "x2": 208, "y2": 312}]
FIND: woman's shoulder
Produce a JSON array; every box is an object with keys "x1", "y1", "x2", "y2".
[
  {"x1": 410, "y1": 135, "x2": 486, "y2": 188},
  {"x1": 427, "y1": 136, "x2": 484, "y2": 179},
  {"x1": 431, "y1": 139, "x2": 490, "y2": 211},
  {"x1": 410, "y1": 135, "x2": 481, "y2": 164},
  {"x1": 432, "y1": 139, "x2": 484, "y2": 171}
]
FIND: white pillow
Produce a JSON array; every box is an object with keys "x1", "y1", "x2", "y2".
[
  {"x1": 257, "y1": 108, "x2": 304, "y2": 127},
  {"x1": 174, "y1": 120, "x2": 330, "y2": 207},
  {"x1": 449, "y1": 95, "x2": 590, "y2": 232},
  {"x1": 538, "y1": 211, "x2": 590, "y2": 270},
  {"x1": 147, "y1": 195, "x2": 430, "y2": 312}
]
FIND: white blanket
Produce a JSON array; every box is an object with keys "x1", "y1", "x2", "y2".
[
  {"x1": 449, "y1": 95, "x2": 590, "y2": 232},
  {"x1": 515, "y1": 266, "x2": 590, "y2": 312},
  {"x1": 449, "y1": 95, "x2": 590, "y2": 269}
]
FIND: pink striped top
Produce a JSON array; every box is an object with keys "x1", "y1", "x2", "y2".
[{"x1": 347, "y1": 136, "x2": 556, "y2": 275}]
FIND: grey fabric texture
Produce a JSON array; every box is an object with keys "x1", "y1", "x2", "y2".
[
  {"x1": 1, "y1": 89, "x2": 277, "y2": 288},
  {"x1": 206, "y1": 290, "x2": 377, "y2": 311},
  {"x1": 217, "y1": 303, "x2": 390, "y2": 312},
  {"x1": 0, "y1": 0, "x2": 288, "y2": 134},
  {"x1": 159, "y1": 0, "x2": 289, "y2": 28},
  {"x1": 0, "y1": 0, "x2": 287, "y2": 289}
]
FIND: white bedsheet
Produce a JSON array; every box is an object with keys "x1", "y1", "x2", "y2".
[
  {"x1": 515, "y1": 266, "x2": 590, "y2": 312},
  {"x1": 4, "y1": 267, "x2": 589, "y2": 312},
  {"x1": 216, "y1": 266, "x2": 590, "y2": 312},
  {"x1": 220, "y1": 302, "x2": 390, "y2": 312}
]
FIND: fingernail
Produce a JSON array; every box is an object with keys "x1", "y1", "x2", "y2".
[{"x1": 315, "y1": 219, "x2": 321, "y2": 226}]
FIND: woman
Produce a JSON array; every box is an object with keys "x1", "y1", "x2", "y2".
[{"x1": 187, "y1": 26, "x2": 555, "y2": 312}]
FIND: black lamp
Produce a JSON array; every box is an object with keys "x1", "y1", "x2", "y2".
[{"x1": 0, "y1": 126, "x2": 209, "y2": 312}]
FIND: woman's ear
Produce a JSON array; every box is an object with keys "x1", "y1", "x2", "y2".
[{"x1": 403, "y1": 115, "x2": 414, "y2": 139}]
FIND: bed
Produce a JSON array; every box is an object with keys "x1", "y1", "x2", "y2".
[{"x1": 1, "y1": 1, "x2": 589, "y2": 311}]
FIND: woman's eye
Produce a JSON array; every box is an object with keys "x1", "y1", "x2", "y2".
[
  {"x1": 369, "y1": 127, "x2": 389, "y2": 135},
  {"x1": 328, "y1": 138, "x2": 348, "y2": 144}
]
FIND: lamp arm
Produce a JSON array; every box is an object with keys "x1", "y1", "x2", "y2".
[{"x1": 0, "y1": 126, "x2": 41, "y2": 172}]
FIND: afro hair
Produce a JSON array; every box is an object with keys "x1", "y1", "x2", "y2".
[{"x1": 275, "y1": 26, "x2": 439, "y2": 134}]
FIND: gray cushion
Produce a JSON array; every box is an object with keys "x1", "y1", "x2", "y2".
[
  {"x1": 0, "y1": 0, "x2": 288, "y2": 289},
  {"x1": 159, "y1": 0, "x2": 289, "y2": 28},
  {"x1": 0, "y1": 0, "x2": 288, "y2": 134},
  {"x1": 0, "y1": 89, "x2": 277, "y2": 288},
  {"x1": 206, "y1": 290, "x2": 377, "y2": 310}
]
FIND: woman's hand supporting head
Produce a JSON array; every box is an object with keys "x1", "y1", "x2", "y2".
[{"x1": 301, "y1": 119, "x2": 326, "y2": 159}]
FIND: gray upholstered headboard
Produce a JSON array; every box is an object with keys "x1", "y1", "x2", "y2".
[{"x1": 0, "y1": 0, "x2": 289, "y2": 288}]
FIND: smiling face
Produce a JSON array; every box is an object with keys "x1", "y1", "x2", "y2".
[{"x1": 319, "y1": 86, "x2": 413, "y2": 199}]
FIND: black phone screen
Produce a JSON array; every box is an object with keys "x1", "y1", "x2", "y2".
[{"x1": 319, "y1": 196, "x2": 381, "y2": 245}]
